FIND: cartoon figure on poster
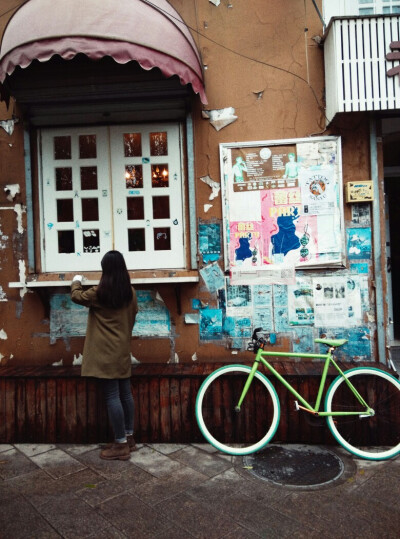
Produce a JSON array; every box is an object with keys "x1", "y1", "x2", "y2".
[
  {"x1": 283, "y1": 153, "x2": 301, "y2": 179},
  {"x1": 232, "y1": 156, "x2": 248, "y2": 183}
]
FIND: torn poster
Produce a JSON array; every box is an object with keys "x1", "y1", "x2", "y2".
[
  {"x1": 313, "y1": 276, "x2": 361, "y2": 327},
  {"x1": 200, "y1": 175, "x2": 220, "y2": 200},
  {"x1": 200, "y1": 261, "x2": 225, "y2": 293},
  {"x1": 200, "y1": 308, "x2": 223, "y2": 340},
  {"x1": 202, "y1": 107, "x2": 237, "y2": 131}
]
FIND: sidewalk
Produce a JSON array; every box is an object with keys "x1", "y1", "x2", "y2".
[{"x1": 0, "y1": 442, "x2": 399, "y2": 538}]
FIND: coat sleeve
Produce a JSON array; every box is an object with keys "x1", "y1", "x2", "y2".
[{"x1": 71, "y1": 281, "x2": 97, "y2": 307}]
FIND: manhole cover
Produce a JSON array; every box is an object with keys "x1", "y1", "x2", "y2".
[{"x1": 243, "y1": 444, "x2": 345, "y2": 487}]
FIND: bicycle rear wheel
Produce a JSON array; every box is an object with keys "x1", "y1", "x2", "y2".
[
  {"x1": 325, "y1": 367, "x2": 400, "y2": 460},
  {"x1": 195, "y1": 365, "x2": 280, "y2": 455}
]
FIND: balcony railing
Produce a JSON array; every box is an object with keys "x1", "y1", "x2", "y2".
[{"x1": 324, "y1": 15, "x2": 400, "y2": 123}]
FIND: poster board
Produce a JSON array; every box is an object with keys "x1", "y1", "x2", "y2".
[{"x1": 220, "y1": 136, "x2": 344, "y2": 284}]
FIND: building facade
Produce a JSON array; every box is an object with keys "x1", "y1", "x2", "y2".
[{"x1": 0, "y1": 0, "x2": 399, "y2": 369}]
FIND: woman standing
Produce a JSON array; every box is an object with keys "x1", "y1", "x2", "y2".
[{"x1": 71, "y1": 250, "x2": 138, "y2": 461}]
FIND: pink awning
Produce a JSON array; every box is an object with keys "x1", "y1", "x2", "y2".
[{"x1": 0, "y1": 0, "x2": 207, "y2": 103}]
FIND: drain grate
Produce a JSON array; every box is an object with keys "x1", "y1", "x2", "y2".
[{"x1": 243, "y1": 444, "x2": 345, "y2": 487}]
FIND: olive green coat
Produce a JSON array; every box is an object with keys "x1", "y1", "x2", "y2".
[{"x1": 71, "y1": 281, "x2": 138, "y2": 379}]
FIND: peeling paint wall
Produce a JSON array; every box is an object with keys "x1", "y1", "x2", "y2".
[{"x1": 0, "y1": 1, "x2": 383, "y2": 366}]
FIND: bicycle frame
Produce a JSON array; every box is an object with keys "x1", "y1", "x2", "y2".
[{"x1": 237, "y1": 346, "x2": 374, "y2": 417}]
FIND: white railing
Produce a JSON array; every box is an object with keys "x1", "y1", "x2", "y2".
[{"x1": 324, "y1": 15, "x2": 400, "y2": 123}]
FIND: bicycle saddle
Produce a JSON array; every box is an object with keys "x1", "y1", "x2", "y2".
[{"x1": 314, "y1": 338, "x2": 348, "y2": 348}]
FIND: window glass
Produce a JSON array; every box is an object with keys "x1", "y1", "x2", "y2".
[
  {"x1": 83, "y1": 229, "x2": 100, "y2": 252},
  {"x1": 57, "y1": 199, "x2": 73, "y2": 222},
  {"x1": 154, "y1": 228, "x2": 171, "y2": 250},
  {"x1": 127, "y1": 197, "x2": 145, "y2": 220},
  {"x1": 150, "y1": 132, "x2": 168, "y2": 156},
  {"x1": 152, "y1": 165, "x2": 169, "y2": 187},
  {"x1": 124, "y1": 133, "x2": 142, "y2": 157},
  {"x1": 58, "y1": 230, "x2": 75, "y2": 253},
  {"x1": 80, "y1": 166, "x2": 98, "y2": 190},
  {"x1": 79, "y1": 135, "x2": 97, "y2": 159},
  {"x1": 152, "y1": 196, "x2": 170, "y2": 219},
  {"x1": 128, "y1": 228, "x2": 145, "y2": 251},
  {"x1": 125, "y1": 165, "x2": 143, "y2": 188},
  {"x1": 56, "y1": 168, "x2": 72, "y2": 190},
  {"x1": 82, "y1": 198, "x2": 99, "y2": 221},
  {"x1": 54, "y1": 136, "x2": 71, "y2": 159}
]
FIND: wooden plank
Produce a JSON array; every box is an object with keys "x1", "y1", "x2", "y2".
[
  {"x1": 76, "y1": 378, "x2": 87, "y2": 442},
  {"x1": 169, "y1": 378, "x2": 181, "y2": 442},
  {"x1": 159, "y1": 378, "x2": 171, "y2": 442},
  {"x1": 25, "y1": 379, "x2": 36, "y2": 443},
  {"x1": 139, "y1": 378, "x2": 150, "y2": 440},
  {"x1": 65, "y1": 379, "x2": 78, "y2": 443},
  {"x1": 86, "y1": 379, "x2": 98, "y2": 443},
  {"x1": 179, "y1": 378, "x2": 192, "y2": 443},
  {"x1": 148, "y1": 378, "x2": 160, "y2": 442},
  {"x1": 0, "y1": 377, "x2": 5, "y2": 442},
  {"x1": 15, "y1": 380, "x2": 26, "y2": 442}
]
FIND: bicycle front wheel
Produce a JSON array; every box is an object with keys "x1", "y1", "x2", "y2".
[
  {"x1": 195, "y1": 365, "x2": 280, "y2": 456},
  {"x1": 325, "y1": 367, "x2": 400, "y2": 460}
]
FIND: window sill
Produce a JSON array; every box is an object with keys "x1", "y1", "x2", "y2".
[{"x1": 9, "y1": 270, "x2": 200, "y2": 288}]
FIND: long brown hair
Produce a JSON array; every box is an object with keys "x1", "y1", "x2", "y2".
[{"x1": 96, "y1": 251, "x2": 133, "y2": 309}]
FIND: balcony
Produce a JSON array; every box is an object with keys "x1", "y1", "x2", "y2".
[{"x1": 324, "y1": 15, "x2": 400, "y2": 123}]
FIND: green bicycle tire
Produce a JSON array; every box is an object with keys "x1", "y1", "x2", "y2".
[
  {"x1": 325, "y1": 367, "x2": 400, "y2": 460},
  {"x1": 195, "y1": 364, "x2": 280, "y2": 456}
]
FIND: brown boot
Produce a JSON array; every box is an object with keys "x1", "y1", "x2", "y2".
[
  {"x1": 127, "y1": 434, "x2": 137, "y2": 452},
  {"x1": 100, "y1": 442, "x2": 130, "y2": 461}
]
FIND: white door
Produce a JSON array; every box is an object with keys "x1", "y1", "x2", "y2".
[{"x1": 40, "y1": 127, "x2": 113, "y2": 272}]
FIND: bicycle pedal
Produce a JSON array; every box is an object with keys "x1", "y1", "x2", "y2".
[{"x1": 294, "y1": 400, "x2": 300, "y2": 411}]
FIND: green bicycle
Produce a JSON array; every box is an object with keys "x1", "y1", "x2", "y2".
[{"x1": 195, "y1": 329, "x2": 400, "y2": 460}]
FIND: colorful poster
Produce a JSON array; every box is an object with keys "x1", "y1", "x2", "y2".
[
  {"x1": 221, "y1": 137, "x2": 344, "y2": 284},
  {"x1": 288, "y1": 277, "x2": 315, "y2": 325},
  {"x1": 199, "y1": 222, "x2": 221, "y2": 263}
]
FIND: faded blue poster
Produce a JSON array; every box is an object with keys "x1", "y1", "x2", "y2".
[
  {"x1": 346, "y1": 227, "x2": 372, "y2": 259},
  {"x1": 199, "y1": 222, "x2": 221, "y2": 263},
  {"x1": 200, "y1": 308, "x2": 223, "y2": 340}
]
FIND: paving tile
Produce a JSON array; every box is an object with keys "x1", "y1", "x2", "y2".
[
  {"x1": 15, "y1": 444, "x2": 57, "y2": 457},
  {"x1": 156, "y1": 492, "x2": 239, "y2": 539},
  {"x1": 98, "y1": 492, "x2": 174, "y2": 537},
  {"x1": 58, "y1": 444, "x2": 100, "y2": 456},
  {"x1": 129, "y1": 464, "x2": 208, "y2": 505},
  {"x1": 8, "y1": 467, "x2": 105, "y2": 508},
  {"x1": 0, "y1": 494, "x2": 61, "y2": 538},
  {"x1": 184, "y1": 467, "x2": 248, "y2": 506},
  {"x1": 30, "y1": 448, "x2": 86, "y2": 479},
  {"x1": 86, "y1": 525, "x2": 128, "y2": 538},
  {"x1": 0, "y1": 448, "x2": 39, "y2": 479},
  {"x1": 147, "y1": 443, "x2": 186, "y2": 455},
  {"x1": 0, "y1": 444, "x2": 14, "y2": 453},
  {"x1": 37, "y1": 492, "x2": 110, "y2": 538},
  {"x1": 171, "y1": 445, "x2": 233, "y2": 477},
  {"x1": 128, "y1": 446, "x2": 182, "y2": 477},
  {"x1": 71, "y1": 448, "x2": 138, "y2": 480}
]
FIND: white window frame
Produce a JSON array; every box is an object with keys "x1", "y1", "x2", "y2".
[
  {"x1": 323, "y1": 0, "x2": 400, "y2": 24},
  {"x1": 38, "y1": 123, "x2": 187, "y2": 273}
]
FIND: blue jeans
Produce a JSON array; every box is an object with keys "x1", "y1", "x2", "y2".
[{"x1": 102, "y1": 378, "x2": 134, "y2": 443}]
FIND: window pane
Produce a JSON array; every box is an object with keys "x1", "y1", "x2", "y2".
[
  {"x1": 150, "y1": 132, "x2": 168, "y2": 156},
  {"x1": 54, "y1": 136, "x2": 71, "y2": 159},
  {"x1": 127, "y1": 197, "x2": 144, "y2": 220},
  {"x1": 152, "y1": 164, "x2": 169, "y2": 187},
  {"x1": 125, "y1": 164, "x2": 143, "y2": 188},
  {"x1": 154, "y1": 227, "x2": 171, "y2": 250},
  {"x1": 83, "y1": 229, "x2": 100, "y2": 252},
  {"x1": 393, "y1": 7, "x2": 400, "y2": 13},
  {"x1": 57, "y1": 199, "x2": 73, "y2": 222},
  {"x1": 56, "y1": 167, "x2": 72, "y2": 190},
  {"x1": 82, "y1": 198, "x2": 99, "y2": 221},
  {"x1": 79, "y1": 135, "x2": 97, "y2": 158},
  {"x1": 152, "y1": 196, "x2": 170, "y2": 219},
  {"x1": 80, "y1": 166, "x2": 98, "y2": 190},
  {"x1": 124, "y1": 133, "x2": 142, "y2": 157},
  {"x1": 128, "y1": 228, "x2": 145, "y2": 251},
  {"x1": 58, "y1": 230, "x2": 75, "y2": 253},
  {"x1": 359, "y1": 8, "x2": 374, "y2": 14}
]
